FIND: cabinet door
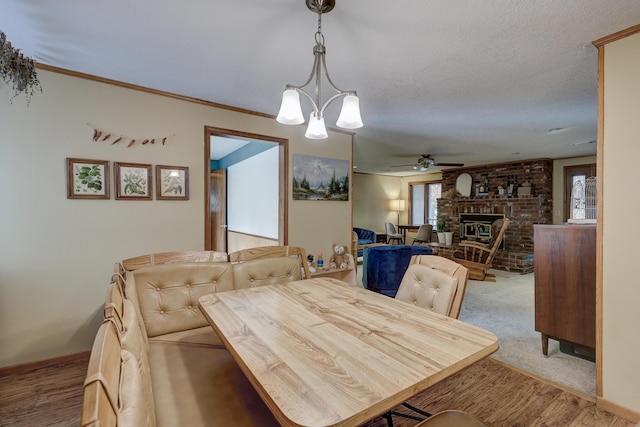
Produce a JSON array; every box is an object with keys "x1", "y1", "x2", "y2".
[{"x1": 534, "y1": 225, "x2": 596, "y2": 348}]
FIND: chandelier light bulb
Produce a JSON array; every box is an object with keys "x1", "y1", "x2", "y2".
[
  {"x1": 305, "y1": 112, "x2": 328, "y2": 139},
  {"x1": 336, "y1": 95, "x2": 363, "y2": 129},
  {"x1": 276, "y1": 89, "x2": 305, "y2": 125}
]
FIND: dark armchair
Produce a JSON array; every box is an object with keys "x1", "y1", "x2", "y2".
[{"x1": 353, "y1": 227, "x2": 376, "y2": 257}]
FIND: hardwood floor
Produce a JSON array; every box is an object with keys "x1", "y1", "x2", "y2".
[
  {"x1": 363, "y1": 358, "x2": 634, "y2": 427},
  {"x1": 0, "y1": 353, "x2": 634, "y2": 427},
  {"x1": 0, "y1": 353, "x2": 88, "y2": 427}
]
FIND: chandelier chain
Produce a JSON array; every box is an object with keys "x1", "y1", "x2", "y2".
[{"x1": 315, "y1": 2, "x2": 324, "y2": 45}]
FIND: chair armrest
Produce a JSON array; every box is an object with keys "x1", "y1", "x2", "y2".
[
  {"x1": 354, "y1": 228, "x2": 375, "y2": 242},
  {"x1": 458, "y1": 241, "x2": 491, "y2": 252}
]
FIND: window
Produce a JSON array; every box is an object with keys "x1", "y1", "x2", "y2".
[{"x1": 409, "y1": 182, "x2": 441, "y2": 226}]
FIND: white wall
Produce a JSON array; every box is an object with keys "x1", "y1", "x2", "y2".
[
  {"x1": 0, "y1": 68, "x2": 352, "y2": 367},
  {"x1": 227, "y1": 146, "x2": 279, "y2": 239},
  {"x1": 601, "y1": 30, "x2": 640, "y2": 415}
]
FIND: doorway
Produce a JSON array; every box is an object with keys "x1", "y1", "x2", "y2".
[{"x1": 204, "y1": 126, "x2": 288, "y2": 252}]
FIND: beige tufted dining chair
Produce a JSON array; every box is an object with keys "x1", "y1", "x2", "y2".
[
  {"x1": 385, "y1": 256, "x2": 471, "y2": 426},
  {"x1": 395, "y1": 255, "x2": 469, "y2": 319}
]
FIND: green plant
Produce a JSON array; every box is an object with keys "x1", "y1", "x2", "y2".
[{"x1": 437, "y1": 217, "x2": 447, "y2": 233}]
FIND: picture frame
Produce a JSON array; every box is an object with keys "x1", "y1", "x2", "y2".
[
  {"x1": 292, "y1": 154, "x2": 350, "y2": 201},
  {"x1": 66, "y1": 158, "x2": 110, "y2": 199},
  {"x1": 114, "y1": 162, "x2": 152, "y2": 200},
  {"x1": 155, "y1": 165, "x2": 189, "y2": 200}
]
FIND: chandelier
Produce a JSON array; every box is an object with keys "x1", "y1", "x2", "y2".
[
  {"x1": 0, "y1": 31, "x2": 42, "y2": 105},
  {"x1": 276, "y1": 0, "x2": 363, "y2": 139}
]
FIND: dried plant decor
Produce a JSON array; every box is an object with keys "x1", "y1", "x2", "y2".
[{"x1": 0, "y1": 31, "x2": 42, "y2": 105}]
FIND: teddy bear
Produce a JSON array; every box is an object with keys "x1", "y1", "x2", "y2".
[{"x1": 329, "y1": 243, "x2": 350, "y2": 269}]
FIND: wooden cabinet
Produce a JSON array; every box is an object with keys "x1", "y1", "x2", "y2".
[
  {"x1": 375, "y1": 233, "x2": 387, "y2": 243},
  {"x1": 534, "y1": 224, "x2": 596, "y2": 355}
]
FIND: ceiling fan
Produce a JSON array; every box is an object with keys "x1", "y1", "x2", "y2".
[{"x1": 390, "y1": 154, "x2": 464, "y2": 171}]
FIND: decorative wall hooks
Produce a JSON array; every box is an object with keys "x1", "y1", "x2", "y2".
[
  {"x1": 0, "y1": 31, "x2": 42, "y2": 105},
  {"x1": 87, "y1": 123, "x2": 175, "y2": 147}
]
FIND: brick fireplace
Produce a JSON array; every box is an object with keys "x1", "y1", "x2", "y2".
[
  {"x1": 437, "y1": 159, "x2": 553, "y2": 274},
  {"x1": 459, "y1": 213, "x2": 505, "y2": 245}
]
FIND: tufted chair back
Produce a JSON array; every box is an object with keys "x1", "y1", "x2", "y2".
[
  {"x1": 395, "y1": 264, "x2": 459, "y2": 316},
  {"x1": 232, "y1": 257, "x2": 303, "y2": 289},
  {"x1": 131, "y1": 262, "x2": 234, "y2": 337},
  {"x1": 407, "y1": 255, "x2": 469, "y2": 319}
]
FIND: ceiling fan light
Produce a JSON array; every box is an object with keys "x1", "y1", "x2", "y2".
[
  {"x1": 276, "y1": 89, "x2": 305, "y2": 125},
  {"x1": 336, "y1": 95, "x2": 363, "y2": 129},
  {"x1": 305, "y1": 112, "x2": 328, "y2": 139}
]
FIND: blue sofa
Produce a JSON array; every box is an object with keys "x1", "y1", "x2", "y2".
[{"x1": 353, "y1": 227, "x2": 376, "y2": 257}]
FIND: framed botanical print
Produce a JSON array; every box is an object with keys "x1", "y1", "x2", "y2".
[
  {"x1": 66, "y1": 158, "x2": 110, "y2": 199},
  {"x1": 114, "y1": 162, "x2": 152, "y2": 200},
  {"x1": 156, "y1": 165, "x2": 189, "y2": 200}
]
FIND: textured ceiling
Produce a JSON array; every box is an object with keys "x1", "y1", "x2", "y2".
[{"x1": 3, "y1": 1, "x2": 640, "y2": 175}]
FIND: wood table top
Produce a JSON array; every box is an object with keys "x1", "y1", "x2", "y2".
[
  {"x1": 397, "y1": 224, "x2": 420, "y2": 231},
  {"x1": 198, "y1": 278, "x2": 498, "y2": 427}
]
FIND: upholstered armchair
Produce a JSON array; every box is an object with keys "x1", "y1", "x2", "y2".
[
  {"x1": 362, "y1": 245, "x2": 433, "y2": 297},
  {"x1": 353, "y1": 227, "x2": 376, "y2": 257}
]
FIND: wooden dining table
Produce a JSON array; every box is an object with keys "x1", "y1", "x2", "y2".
[
  {"x1": 397, "y1": 224, "x2": 420, "y2": 242},
  {"x1": 198, "y1": 277, "x2": 499, "y2": 427}
]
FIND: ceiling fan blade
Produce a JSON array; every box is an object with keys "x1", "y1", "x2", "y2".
[
  {"x1": 389, "y1": 164, "x2": 419, "y2": 168},
  {"x1": 433, "y1": 162, "x2": 465, "y2": 167}
]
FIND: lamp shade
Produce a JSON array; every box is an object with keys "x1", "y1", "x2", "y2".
[
  {"x1": 276, "y1": 89, "x2": 305, "y2": 125},
  {"x1": 390, "y1": 199, "x2": 406, "y2": 211},
  {"x1": 336, "y1": 95, "x2": 363, "y2": 129},
  {"x1": 305, "y1": 112, "x2": 328, "y2": 139}
]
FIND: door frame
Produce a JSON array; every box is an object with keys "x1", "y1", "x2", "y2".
[{"x1": 204, "y1": 126, "x2": 288, "y2": 250}]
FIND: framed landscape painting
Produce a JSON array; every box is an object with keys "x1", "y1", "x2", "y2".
[
  {"x1": 115, "y1": 162, "x2": 152, "y2": 200},
  {"x1": 66, "y1": 158, "x2": 110, "y2": 199},
  {"x1": 292, "y1": 154, "x2": 349, "y2": 201},
  {"x1": 156, "y1": 165, "x2": 189, "y2": 200}
]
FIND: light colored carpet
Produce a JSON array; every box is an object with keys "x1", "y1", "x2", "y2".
[
  {"x1": 459, "y1": 269, "x2": 596, "y2": 397},
  {"x1": 356, "y1": 266, "x2": 596, "y2": 397}
]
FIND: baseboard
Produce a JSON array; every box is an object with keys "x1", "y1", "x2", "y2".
[
  {"x1": 0, "y1": 351, "x2": 90, "y2": 377},
  {"x1": 489, "y1": 357, "x2": 596, "y2": 402},
  {"x1": 597, "y1": 396, "x2": 640, "y2": 423}
]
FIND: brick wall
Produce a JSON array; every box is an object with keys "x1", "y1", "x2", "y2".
[{"x1": 437, "y1": 159, "x2": 553, "y2": 273}]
